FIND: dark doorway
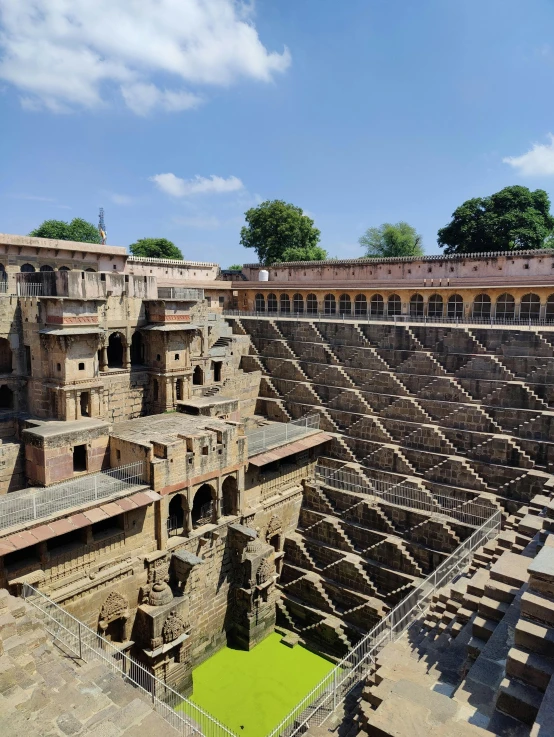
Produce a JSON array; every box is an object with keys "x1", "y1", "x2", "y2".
[
  {"x1": 221, "y1": 476, "x2": 237, "y2": 516},
  {"x1": 212, "y1": 361, "x2": 222, "y2": 383},
  {"x1": 193, "y1": 365, "x2": 203, "y2": 385},
  {"x1": 168, "y1": 494, "x2": 184, "y2": 536},
  {"x1": 107, "y1": 333, "x2": 124, "y2": 368},
  {"x1": 130, "y1": 332, "x2": 144, "y2": 366},
  {"x1": 176, "y1": 378, "x2": 183, "y2": 401},
  {"x1": 0, "y1": 385, "x2": 13, "y2": 409},
  {"x1": 192, "y1": 484, "x2": 214, "y2": 527},
  {"x1": 0, "y1": 339, "x2": 12, "y2": 374},
  {"x1": 270, "y1": 534, "x2": 280, "y2": 552},
  {"x1": 73, "y1": 444, "x2": 87, "y2": 472},
  {"x1": 80, "y1": 392, "x2": 90, "y2": 417}
]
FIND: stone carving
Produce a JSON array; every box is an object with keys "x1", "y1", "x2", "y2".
[
  {"x1": 256, "y1": 557, "x2": 273, "y2": 586},
  {"x1": 265, "y1": 514, "x2": 282, "y2": 541},
  {"x1": 162, "y1": 610, "x2": 188, "y2": 644},
  {"x1": 99, "y1": 591, "x2": 128, "y2": 623}
]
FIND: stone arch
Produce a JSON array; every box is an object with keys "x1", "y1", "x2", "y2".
[
  {"x1": 473, "y1": 293, "x2": 491, "y2": 319},
  {"x1": 520, "y1": 293, "x2": 540, "y2": 320},
  {"x1": 370, "y1": 294, "x2": 384, "y2": 316},
  {"x1": 428, "y1": 293, "x2": 443, "y2": 317},
  {"x1": 447, "y1": 294, "x2": 463, "y2": 318},
  {"x1": 20, "y1": 263, "x2": 35, "y2": 273},
  {"x1": 293, "y1": 293, "x2": 304, "y2": 313},
  {"x1": 221, "y1": 475, "x2": 238, "y2": 516},
  {"x1": 409, "y1": 293, "x2": 424, "y2": 317},
  {"x1": 256, "y1": 557, "x2": 273, "y2": 586},
  {"x1": 162, "y1": 610, "x2": 187, "y2": 644},
  {"x1": 193, "y1": 365, "x2": 203, "y2": 385},
  {"x1": 355, "y1": 294, "x2": 367, "y2": 315},
  {"x1": 280, "y1": 294, "x2": 290, "y2": 313},
  {"x1": 107, "y1": 332, "x2": 125, "y2": 369},
  {"x1": 547, "y1": 294, "x2": 554, "y2": 321},
  {"x1": 0, "y1": 338, "x2": 12, "y2": 374},
  {"x1": 130, "y1": 331, "x2": 144, "y2": 366},
  {"x1": 40, "y1": 265, "x2": 54, "y2": 272},
  {"x1": 496, "y1": 293, "x2": 515, "y2": 319},
  {"x1": 339, "y1": 294, "x2": 351, "y2": 315},
  {"x1": 255, "y1": 293, "x2": 265, "y2": 312},
  {"x1": 168, "y1": 493, "x2": 185, "y2": 536},
  {"x1": 306, "y1": 293, "x2": 318, "y2": 314},
  {"x1": 267, "y1": 293, "x2": 278, "y2": 313},
  {"x1": 388, "y1": 294, "x2": 401, "y2": 315},
  {"x1": 58, "y1": 266, "x2": 70, "y2": 271},
  {"x1": 98, "y1": 591, "x2": 129, "y2": 642},
  {"x1": 324, "y1": 294, "x2": 336, "y2": 314},
  {"x1": 191, "y1": 483, "x2": 215, "y2": 528}
]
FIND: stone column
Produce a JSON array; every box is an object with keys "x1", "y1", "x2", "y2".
[
  {"x1": 124, "y1": 342, "x2": 131, "y2": 370},
  {"x1": 185, "y1": 491, "x2": 193, "y2": 537},
  {"x1": 157, "y1": 496, "x2": 168, "y2": 551},
  {"x1": 100, "y1": 346, "x2": 108, "y2": 372},
  {"x1": 237, "y1": 467, "x2": 245, "y2": 516},
  {"x1": 214, "y1": 477, "x2": 221, "y2": 524}
]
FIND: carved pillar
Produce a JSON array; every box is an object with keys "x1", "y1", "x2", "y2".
[
  {"x1": 237, "y1": 467, "x2": 245, "y2": 516},
  {"x1": 185, "y1": 491, "x2": 193, "y2": 537},
  {"x1": 214, "y1": 477, "x2": 221, "y2": 524},
  {"x1": 100, "y1": 346, "x2": 108, "y2": 372},
  {"x1": 124, "y1": 342, "x2": 131, "y2": 370}
]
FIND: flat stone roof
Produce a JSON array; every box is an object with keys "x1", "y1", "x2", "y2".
[
  {"x1": 0, "y1": 232, "x2": 127, "y2": 256},
  {"x1": 111, "y1": 412, "x2": 234, "y2": 445},
  {"x1": 24, "y1": 417, "x2": 109, "y2": 440}
]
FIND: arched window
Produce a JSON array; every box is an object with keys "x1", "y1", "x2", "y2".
[
  {"x1": 324, "y1": 294, "x2": 336, "y2": 314},
  {"x1": 267, "y1": 293, "x2": 278, "y2": 313},
  {"x1": 370, "y1": 294, "x2": 384, "y2": 316},
  {"x1": 58, "y1": 266, "x2": 70, "y2": 272},
  {"x1": 355, "y1": 295, "x2": 367, "y2": 316},
  {"x1": 85, "y1": 268, "x2": 96, "y2": 273},
  {"x1": 20, "y1": 264, "x2": 35, "y2": 273},
  {"x1": 547, "y1": 295, "x2": 554, "y2": 322},
  {"x1": 107, "y1": 333, "x2": 124, "y2": 368},
  {"x1": 339, "y1": 294, "x2": 351, "y2": 315},
  {"x1": 192, "y1": 484, "x2": 215, "y2": 528},
  {"x1": 280, "y1": 294, "x2": 291, "y2": 313},
  {"x1": 255, "y1": 293, "x2": 265, "y2": 312},
  {"x1": 306, "y1": 294, "x2": 318, "y2": 314},
  {"x1": 473, "y1": 294, "x2": 491, "y2": 319},
  {"x1": 388, "y1": 294, "x2": 401, "y2": 316},
  {"x1": 496, "y1": 293, "x2": 515, "y2": 319},
  {"x1": 130, "y1": 332, "x2": 144, "y2": 366},
  {"x1": 428, "y1": 294, "x2": 443, "y2": 318},
  {"x1": 193, "y1": 365, "x2": 203, "y2": 385},
  {"x1": 0, "y1": 385, "x2": 14, "y2": 409},
  {"x1": 410, "y1": 293, "x2": 424, "y2": 317},
  {"x1": 222, "y1": 476, "x2": 238, "y2": 516},
  {"x1": 40, "y1": 265, "x2": 54, "y2": 272},
  {"x1": 293, "y1": 294, "x2": 304, "y2": 313},
  {"x1": 0, "y1": 339, "x2": 12, "y2": 374},
  {"x1": 447, "y1": 294, "x2": 463, "y2": 318},
  {"x1": 168, "y1": 494, "x2": 184, "y2": 536},
  {"x1": 520, "y1": 293, "x2": 540, "y2": 320}
]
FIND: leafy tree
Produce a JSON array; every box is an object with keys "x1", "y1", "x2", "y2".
[
  {"x1": 437, "y1": 186, "x2": 554, "y2": 255},
  {"x1": 240, "y1": 200, "x2": 324, "y2": 265},
  {"x1": 29, "y1": 218, "x2": 101, "y2": 244},
  {"x1": 128, "y1": 238, "x2": 183, "y2": 259},
  {"x1": 359, "y1": 222, "x2": 424, "y2": 259},
  {"x1": 227, "y1": 264, "x2": 243, "y2": 271}
]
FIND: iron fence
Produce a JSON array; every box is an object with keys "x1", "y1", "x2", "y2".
[
  {"x1": 246, "y1": 415, "x2": 321, "y2": 457},
  {"x1": 21, "y1": 584, "x2": 237, "y2": 737},
  {"x1": 315, "y1": 465, "x2": 495, "y2": 527},
  {"x1": 224, "y1": 309, "x2": 554, "y2": 328},
  {"x1": 158, "y1": 287, "x2": 205, "y2": 301},
  {"x1": 17, "y1": 282, "x2": 45, "y2": 297},
  {"x1": 267, "y1": 507, "x2": 501, "y2": 737},
  {"x1": 0, "y1": 462, "x2": 146, "y2": 532}
]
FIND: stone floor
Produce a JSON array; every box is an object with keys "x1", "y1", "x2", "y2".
[{"x1": 0, "y1": 589, "x2": 178, "y2": 737}]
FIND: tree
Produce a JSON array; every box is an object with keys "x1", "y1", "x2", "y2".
[
  {"x1": 437, "y1": 186, "x2": 554, "y2": 255},
  {"x1": 359, "y1": 222, "x2": 424, "y2": 259},
  {"x1": 29, "y1": 218, "x2": 101, "y2": 244},
  {"x1": 128, "y1": 238, "x2": 183, "y2": 259},
  {"x1": 227, "y1": 264, "x2": 243, "y2": 271},
  {"x1": 240, "y1": 200, "x2": 325, "y2": 265}
]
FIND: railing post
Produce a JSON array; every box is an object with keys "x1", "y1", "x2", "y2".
[
  {"x1": 94, "y1": 475, "x2": 98, "y2": 501},
  {"x1": 78, "y1": 621, "x2": 82, "y2": 660}
]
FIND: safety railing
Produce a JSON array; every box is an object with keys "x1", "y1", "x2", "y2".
[
  {"x1": 158, "y1": 287, "x2": 205, "y2": 301},
  {"x1": 315, "y1": 464, "x2": 495, "y2": 527},
  {"x1": 223, "y1": 309, "x2": 554, "y2": 327},
  {"x1": 17, "y1": 282, "x2": 46, "y2": 297},
  {"x1": 21, "y1": 584, "x2": 237, "y2": 737},
  {"x1": 267, "y1": 507, "x2": 501, "y2": 737},
  {"x1": 0, "y1": 462, "x2": 146, "y2": 532},
  {"x1": 246, "y1": 415, "x2": 321, "y2": 457}
]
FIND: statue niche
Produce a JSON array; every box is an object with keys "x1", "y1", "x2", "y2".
[{"x1": 98, "y1": 592, "x2": 130, "y2": 643}]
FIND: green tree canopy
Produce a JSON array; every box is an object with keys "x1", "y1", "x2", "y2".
[
  {"x1": 240, "y1": 200, "x2": 325, "y2": 265},
  {"x1": 359, "y1": 222, "x2": 424, "y2": 259},
  {"x1": 128, "y1": 238, "x2": 183, "y2": 259},
  {"x1": 437, "y1": 186, "x2": 554, "y2": 255},
  {"x1": 29, "y1": 218, "x2": 101, "y2": 244},
  {"x1": 227, "y1": 264, "x2": 243, "y2": 271}
]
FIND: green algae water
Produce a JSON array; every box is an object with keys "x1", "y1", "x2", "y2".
[{"x1": 178, "y1": 633, "x2": 335, "y2": 737}]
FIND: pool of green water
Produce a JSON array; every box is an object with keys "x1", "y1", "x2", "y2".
[{"x1": 178, "y1": 633, "x2": 335, "y2": 737}]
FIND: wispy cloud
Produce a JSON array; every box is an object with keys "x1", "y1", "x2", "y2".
[
  {"x1": 110, "y1": 193, "x2": 135, "y2": 206},
  {"x1": 150, "y1": 173, "x2": 244, "y2": 197},
  {"x1": 0, "y1": 0, "x2": 291, "y2": 115},
  {"x1": 503, "y1": 134, "x2": 554, "y2": 176}
]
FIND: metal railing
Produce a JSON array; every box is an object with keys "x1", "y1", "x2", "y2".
[
  {"x1": 315, "y1": 465, "x2": 494, "y2": 527},
  {"x1": 267, "y1": 507, "x2": 501, "y2": 737},
  {"x1": 21, "y1": 584, "x2": 237, "y2": 737},
  {"x1": 17, "y1": 282, "x2": 46, "y2": 297},
  {"x1": 246, "y1": 415, "x2": 321, "y2": 457},
  {"x1": 224, "y1": 308, "x2": 554, "y2": 327},
  {"x1": 158, "y1": 287, "x2": 205, "y2": 301},
  {"x1": 0, "y1": 462, "x2": 146, "y2": 532}
]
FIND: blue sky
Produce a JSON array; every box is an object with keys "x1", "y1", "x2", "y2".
[{"x1": 2, "y1": 0, "x2": 554, "y2": 266}]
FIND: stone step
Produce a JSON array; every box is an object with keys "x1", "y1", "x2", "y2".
[
  {"x1": 507, "y1": 645, "x2": 554, "y2": 692},
  {"x1": 521, "y1": 590, "x2": 554, "y2": 627},
  {"x1": 484, "y1": 578, "x2": 520, "y2": 605},
  {"x1": 473, "y1": 615, "x2": 497, "y2": 642},
  {"x1": 496, "y1": 676, "x2": 543, "y2": 725},
  {"x1": 478, "y1": 596, "x2": 509, "y2": 622},
  {"x1": 464, "y1": 593, "x2": 480, "y2": 612},
  {"x1": 467, "y1": 635, "x2": 486, "y2": 660},
  {"x1": 515, "y1": 618, "x2": 554, "y2": 658},
  {"x1": 467, "y1": 569, "x2": 490, "y2": 598},
  {"x1": 490, "y1": 551, "x2": 530, "y2": 589}
]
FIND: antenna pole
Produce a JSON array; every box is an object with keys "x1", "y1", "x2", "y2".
[{"x1": 98, "y1": 207, "x2": 107, "y2": 245}]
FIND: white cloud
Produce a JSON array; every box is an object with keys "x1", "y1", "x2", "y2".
[
  {"x1": 503, "y1": 134, "x2": 554, "y2": 176},
  {"x1": 150, "y1": 173, "x2": 244, "y2": 197},
  {"x1": 110, "y1": 193, "x2": 134, "y2": 206},
  {"x1": 0, "y1": 0, "x2": 291, "y2": 114}
]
